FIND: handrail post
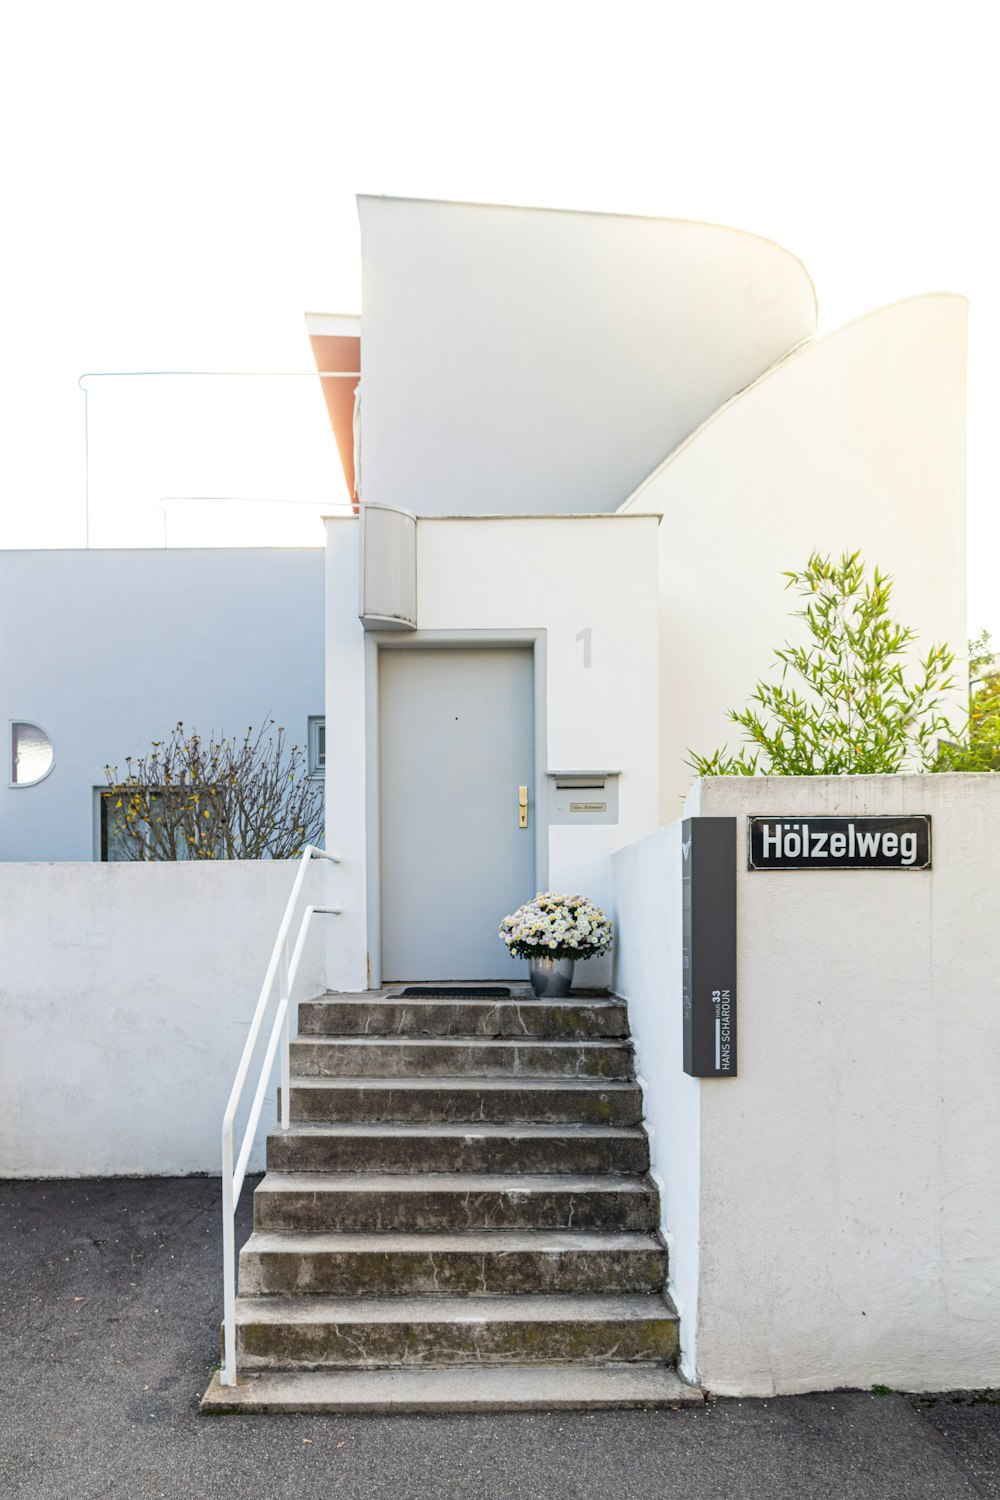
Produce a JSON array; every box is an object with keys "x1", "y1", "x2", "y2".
[
  {"x1": 216, "y1": 845, "x2": 342, "y2": 1391},
  {"x1": 279, "y1": 937, "x2": 291, "y2": 1132},
  {"x1": 221, "y1": 1124, "x2": 236, "y2": 1386}
]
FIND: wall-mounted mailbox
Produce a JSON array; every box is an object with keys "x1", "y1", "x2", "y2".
[{"x1": 547, "y1": 771, "x2": 620, "y2": 825}]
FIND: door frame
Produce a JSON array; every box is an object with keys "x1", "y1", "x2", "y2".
[{"x1": 365, "y1": 629, "x2": 548, "y2": 988}]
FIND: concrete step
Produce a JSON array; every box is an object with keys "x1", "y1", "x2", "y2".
[
  {"x1": 201, "y1": 1362, "x2": 702, "y2": 1413},
  {"x1": 298, "y1": 995, "x2": 629, "y2": 1040},
  {"x1": 233, "y1": 1293, "x2": 679, "y2": 1370},
  {"x1": 238, "y1": 1229, "x2": 668, "y2": 1297},
  {"x1": 288, "y1": 1075, "x2": 644, "y2": 1126},
  {"x1": 266, "y1": 1121, "x2": 649, "y2": 1175},
  {"x1": 289, "y1": 1036, "x2": 633, "y2": 1080},
  {"x1": 252, "y1": 1171, "x2": 659, "y2": 1234}
]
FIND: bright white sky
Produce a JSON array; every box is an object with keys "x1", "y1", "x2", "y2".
[{"x1": 1, "y1": 1, "x2": 996, "y2": 640}]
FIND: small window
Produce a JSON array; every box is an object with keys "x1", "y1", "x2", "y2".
[
  {"x1": 98, "y1": 788, "x2": 205, "y2": 861},
  {"x1": 10, "y1": 721, "x2": 54, "y2": 786},
  {"x1": 99, "y1": 788, "x2": 159, "y2": 861},
  {"x1": 308, "y1": 716, "x2": 326, "y2": 776}
]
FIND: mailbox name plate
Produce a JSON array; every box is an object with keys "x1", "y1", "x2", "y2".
[{"x1": 748, "y1": 814, "x2": 931, "y2": 871}]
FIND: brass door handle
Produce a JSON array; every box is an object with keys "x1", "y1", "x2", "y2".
[{"x1": 518, "y1": 785, "x2": 529, "y2": 829}]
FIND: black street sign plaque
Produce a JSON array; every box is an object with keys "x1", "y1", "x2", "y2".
[
  {"x1": 748, "y1": 815, "x2": 931, "y2": 871},
  {"x1": 682, "y1": 817, "x2": 737, "y2": 1078}
]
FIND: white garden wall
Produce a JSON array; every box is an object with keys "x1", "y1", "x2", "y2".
[
  {"x1": 0, "y1": 860, "x2": 328, "y2": 1177},
  {"x1": 611, "y1": 773, "x2": 1000, "y2": 1395}
]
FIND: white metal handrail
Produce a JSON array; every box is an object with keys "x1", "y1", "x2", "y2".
[{"x1": 219, "y1": 843, "x2": 341, "y2": 1386}]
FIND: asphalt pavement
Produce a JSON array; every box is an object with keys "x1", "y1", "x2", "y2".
[{"x1": 1, "y1": 1177, "x2": 997, "y2": 1500}]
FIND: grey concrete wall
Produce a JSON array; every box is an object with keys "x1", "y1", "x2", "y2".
[{"x1": 1, "y1": 548, "x2": 324, "y2": 860}]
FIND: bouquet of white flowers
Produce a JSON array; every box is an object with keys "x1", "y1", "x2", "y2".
[{"x1": 499, "y1": 892, "x2": 613, "y2": 962}]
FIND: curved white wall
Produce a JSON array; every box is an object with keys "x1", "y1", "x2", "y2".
[
  {"x1": 620, "y1": 295, "x2": 968, "y2": 812},
  {"x1": 358, "y1": 196, "x2": 817, "y2": 516}
]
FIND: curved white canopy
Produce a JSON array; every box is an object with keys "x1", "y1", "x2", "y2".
[{"x1": 356, "y1": 196, "x2": 817, "y2": 516}]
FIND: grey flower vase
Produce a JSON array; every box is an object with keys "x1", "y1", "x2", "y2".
[{"x1": 528, "y1": 956, "x2": 575, "y2": 998}]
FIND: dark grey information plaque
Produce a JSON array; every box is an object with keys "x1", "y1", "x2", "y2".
[
  {"x1": 747, "y1": 814, "x2": 931, "y2": 871},
  {"x1": 681, "y1": 817, "x2": 737, "y2": 1078}
]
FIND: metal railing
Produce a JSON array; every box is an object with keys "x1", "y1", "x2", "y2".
[{"x1": 219, "y1": 843, "x2": 341, "y2": 1386}]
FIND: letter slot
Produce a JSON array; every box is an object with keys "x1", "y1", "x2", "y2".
[{"x1": 547, "y1": 771, "x2": 620, "y2": 825}]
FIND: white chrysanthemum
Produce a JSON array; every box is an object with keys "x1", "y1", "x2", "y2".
[{"x1": 500, "y1": 891, "x2": 614, "y2": 960}]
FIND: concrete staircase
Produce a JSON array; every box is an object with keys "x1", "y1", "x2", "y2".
[{"x1": 201, "y1": 988, "x2": 697, "y2": 1412}]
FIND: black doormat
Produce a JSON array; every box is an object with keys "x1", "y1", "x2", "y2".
[{"x1": 397, "y1": 987, "x2": 512, "y2": 998}]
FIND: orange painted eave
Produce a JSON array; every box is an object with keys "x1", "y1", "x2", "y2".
[{"x1": 309, "y1": 332, "x2": 361, "y2": 511}]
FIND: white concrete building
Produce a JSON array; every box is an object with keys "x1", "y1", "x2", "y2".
[
  {"x1": 326, "y1": 197, "x2": 967, "y2": 984},
  {"x1": 1, "y1": 547, "x2": 325, "y2": 861},
  {"x1": 5, "y1": 196, "x2": 991, "y2": 1409}
]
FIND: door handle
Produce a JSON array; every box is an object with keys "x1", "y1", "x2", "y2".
[{"x1": 518, "y1": 785, "x2": 529, "y2": 829}]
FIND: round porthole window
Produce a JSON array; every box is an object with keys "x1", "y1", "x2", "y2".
[{"x1": 10, "y1": 722, "x2": 55, "y2": 786}]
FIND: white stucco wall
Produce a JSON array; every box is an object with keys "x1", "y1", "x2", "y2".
[
  {"x1": 610, "y1": 818, "x2": 701, "y2": 1384},
  {"x1": 324, "y1": 512, "x2": 661, "y2": 990},
  {"x1": 0, "y1": 548, "x2": 325, "y2": 861},
  {"x1": 324, "y1": 519, "x2": 371, "y2": 991},
  {"x1": 0, "y1": 860, "x2": 327, "y2": 1177},
  {"x1": 612, "y1": 773, "x2": 1000, "y2": 1396},
  {"x1": 619, "y1": 295, "x2": 968, "y2": 814},
  {"x1": 358, "y1": 196, "x2": 816, "y2": 517},
  {"x1": 421, "y1": 515, "x2": 661, "y2": 987}
]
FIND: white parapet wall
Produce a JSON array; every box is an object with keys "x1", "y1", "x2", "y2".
[
  {"x1": 611, "y1": 813, "x2": 702, "y2": 1384},
  {"x1": 611, "y1": 773, "x2": 1000, "y2": 1396},
  {"x1": 0, "y1": 860, "x2": 327, "y2": 1177}
]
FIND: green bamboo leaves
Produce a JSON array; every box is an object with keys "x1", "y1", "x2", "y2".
[
  {"x1": 936, "y1": 630, "x2": 1000, "y2": 772},
  {"x1": 687, "y1": 552, "x2": 958, "y2": 777}
]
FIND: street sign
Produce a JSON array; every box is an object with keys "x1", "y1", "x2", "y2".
[{"x1": 748, "y1": 815, "x2": 931, "y2": 871}]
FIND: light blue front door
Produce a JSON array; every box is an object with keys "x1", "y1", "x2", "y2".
[{"x1": 379, "y1": 647, "x2": 535, "y2": 981}]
